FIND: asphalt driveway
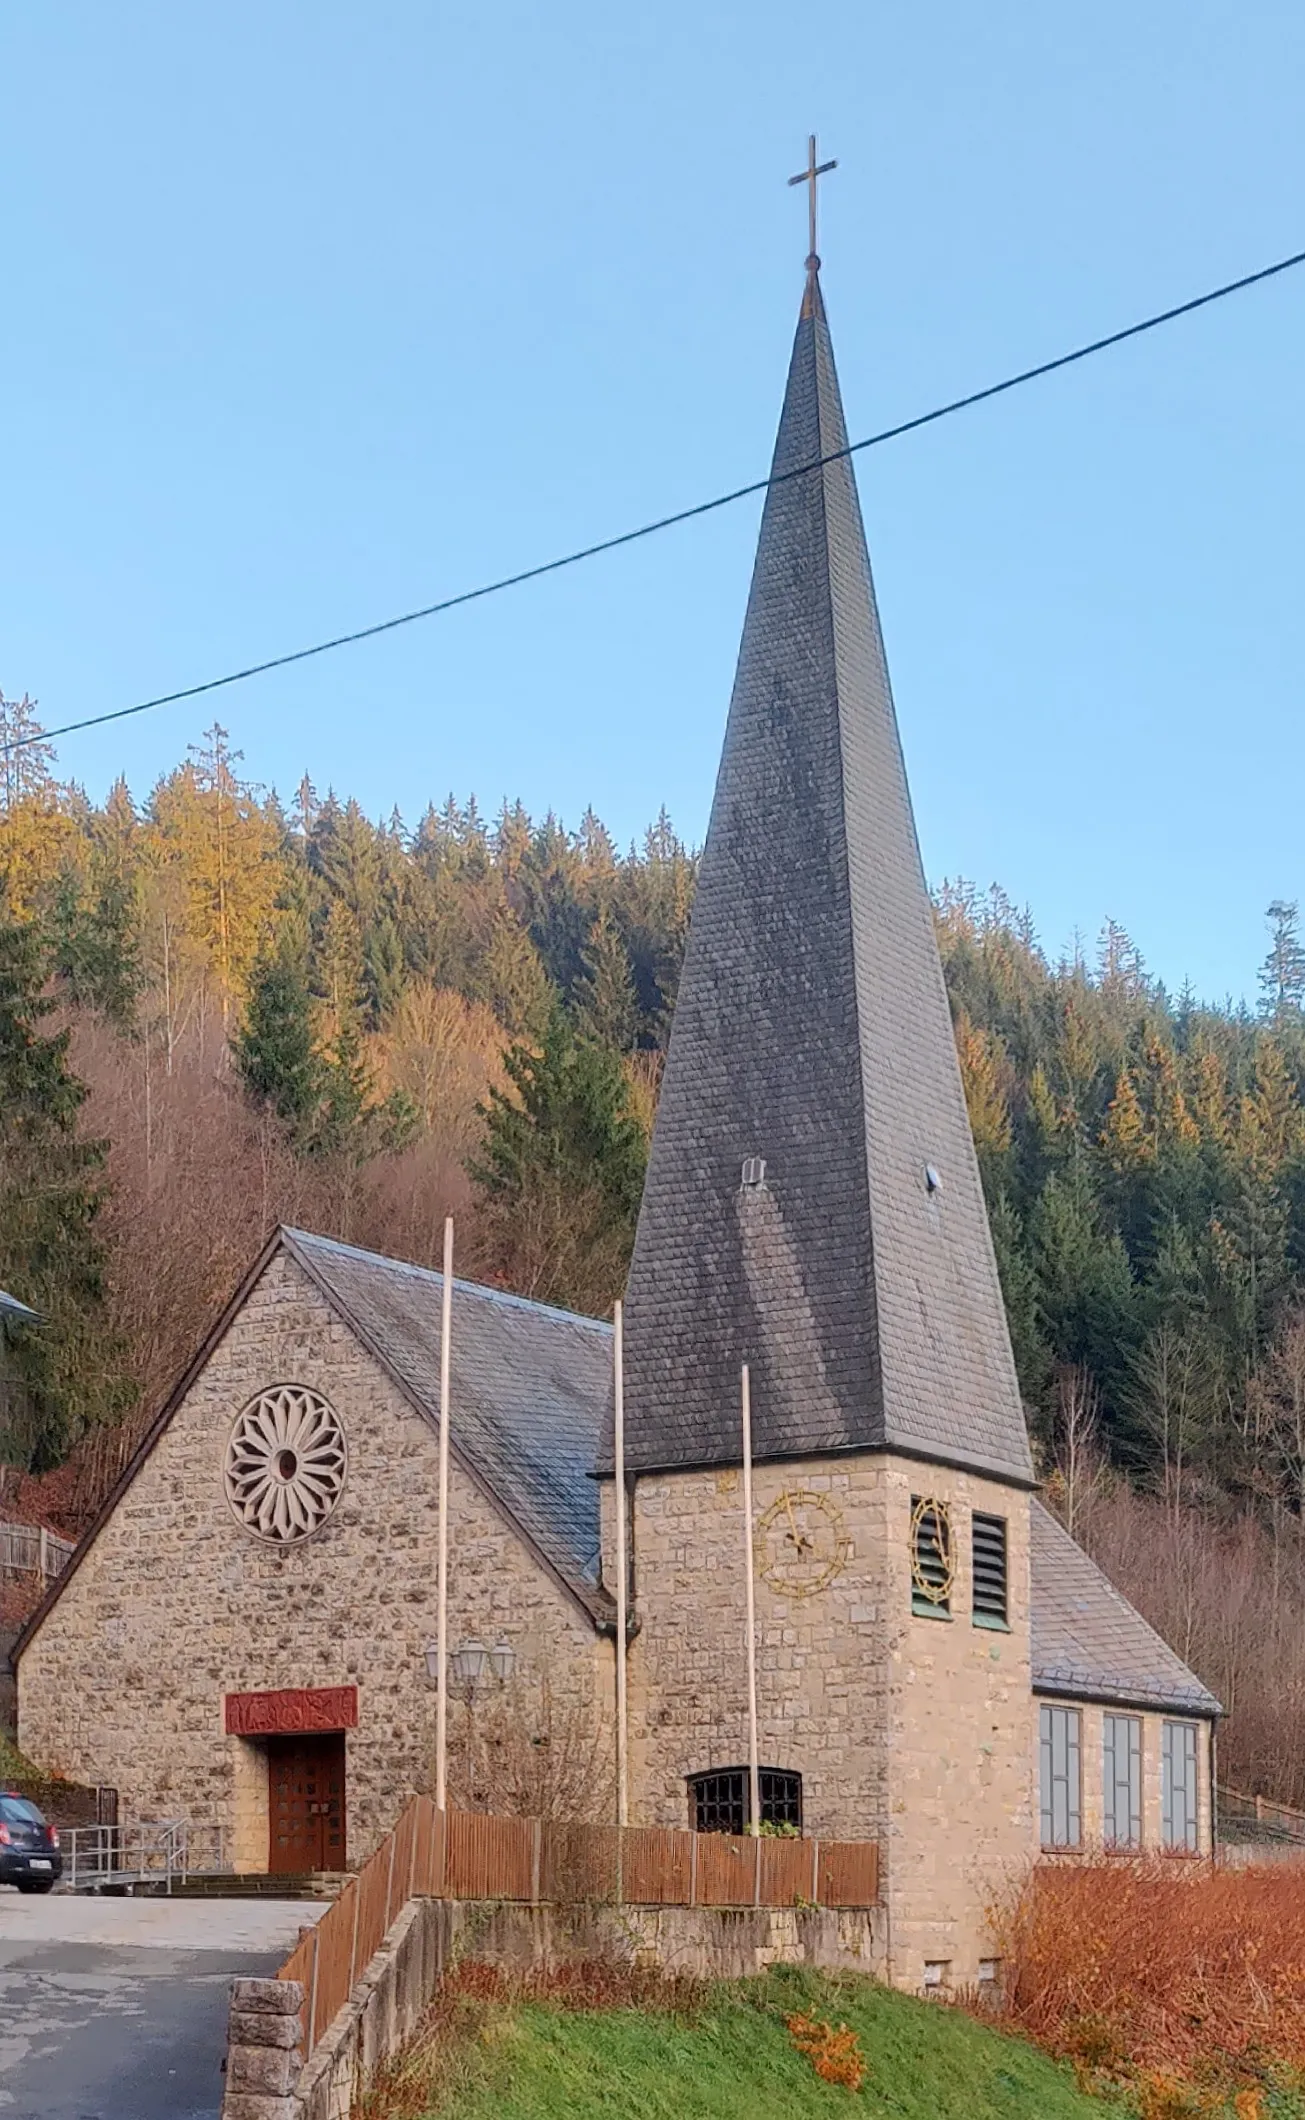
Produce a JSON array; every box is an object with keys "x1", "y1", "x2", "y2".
[{"x1": 0, "y1": 1894, "x2": 321, "y2": 2120}]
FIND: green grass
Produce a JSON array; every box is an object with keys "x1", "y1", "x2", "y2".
[
  {"x1": 0, "y1": 1732, "x2": 43, "y2": 1783},
  {"x1": 389, "y1": 1968, "x2": 1116, "y2": 2119}
]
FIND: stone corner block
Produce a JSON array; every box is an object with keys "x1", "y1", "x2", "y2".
[
  {"x1": 230, "y1": 1975, "x2": 304, "y2": 2015},
  {"x1": 229, "y1": 2009, "x2": 302, "y2": 2051},
  {"x1": 220, "y1": 2096, "x2": 298, "y2": 2120},
  {"x1": 228, "y1": 2045, "x2": 298, "y2": 2097}
]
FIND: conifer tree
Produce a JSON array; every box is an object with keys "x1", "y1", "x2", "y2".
[
  {"x1": 469, "y1": 1002, "x2": 647, "y2": 1313},
  {"x1": 1259, "y1": 901, "x2": 1305, "y2": 1024},
  {"x1": 235, "y1": 948, "x2": 322, "y2": 1134},
  {"x1": 577, "y1": 909, "x2": 639, "y2": 1051},
  {"x1": 47, "y1": 865, "x2": 143, "y2": 1026},
  {"x1": 0, "y1": 906, "x2": 125, "y2": 1466},
  {"x1": 1101, "y1": 1070, "x2": 1151, "y2": 1173},
  {"x1": 479, "y1": 904, "x2": 552, "y2": 1040}
]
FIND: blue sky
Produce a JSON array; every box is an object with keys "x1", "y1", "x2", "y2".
[{"x1": 3, "y1": 2, "x2": 1303, "y2": 1004}]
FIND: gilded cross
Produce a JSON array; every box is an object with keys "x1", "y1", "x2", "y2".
[{"x1": 788, "y1": 134, "x2": 837, "y2": 267}]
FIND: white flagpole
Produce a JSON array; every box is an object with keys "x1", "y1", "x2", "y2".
[
  {"x1": 613, "y1": 1299, "x2": 629, "y2": 1828},
  {"x1": 741, "y1": 1363, "x2": 761, "y2": 1837},
  {"x1": 435, "y1": 1215, "x2": 453, "y2": 1812}
]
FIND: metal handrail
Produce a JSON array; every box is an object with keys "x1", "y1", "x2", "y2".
[{"x1": 62, "y1": 1820, "x2": 231, "y2": 1892}]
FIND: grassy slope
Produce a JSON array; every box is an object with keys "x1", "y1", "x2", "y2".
[{"x1": 404, "y1": 1970, "x2": 1112, "y2": 2119}]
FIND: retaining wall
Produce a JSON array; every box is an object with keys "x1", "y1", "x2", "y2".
[{"x1": 222, "y1": 1892, "x2": 884, "y2": 2120}]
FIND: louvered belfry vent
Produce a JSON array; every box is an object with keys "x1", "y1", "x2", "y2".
[
  {"x1": 910, "y1": 1496, "x2": 953, "y2": 1616},
  {"x1": 971, "y1": 1512, "x2": 1009, "y2": 1625}
]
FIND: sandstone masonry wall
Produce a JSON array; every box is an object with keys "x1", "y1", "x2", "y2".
[
  {"x1": 18, "y1": 1252, "x2": 609, "y2": 1868},
  {"x1": 618, "y1": 1453, "x2": 1032, "y2": 1989}
]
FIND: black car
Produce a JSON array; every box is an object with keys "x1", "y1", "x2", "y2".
[{"x1": 0, "y1": 1791, "x2": 62, "y2": 1892}]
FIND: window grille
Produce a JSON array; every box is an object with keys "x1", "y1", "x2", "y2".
[
  {"x1": 688, "y1": 1767, "x2": 803, "y2": 1835},
  {"x1": 971, "y1": 1512, "x2": 1008, "y2": 1627},
  {"x1": 1102, "y1": 1714, "x2": 1142, "y2": 1848},
  {"x1": 1162, "y1": 1720, "x2": 1199, "y2": 1852},
  {"x1": 910, "y1": 1496, "x2": 954, "y2": 1616},
  {"x1": 1039, "y1": 1704, "x2": 1082, "y2": 1849}
]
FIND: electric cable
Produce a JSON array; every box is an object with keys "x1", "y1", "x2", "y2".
[{"x1": 6, "y1": 241, "x2": 1304, "y2": 756}]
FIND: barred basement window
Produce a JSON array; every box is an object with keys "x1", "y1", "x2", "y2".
[
  {"x1": 910, "y1": 1496, "x2": 954, "y2": 1617},
  {"x1": 971, "y1": 1512, "x2": 1009, "y2": 1628},
  {"x1": 688, "y1": 1768, "x2": 803, "y2": 1835}
]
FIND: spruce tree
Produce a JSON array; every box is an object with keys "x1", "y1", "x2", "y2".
[
  {"x1": 577, "y1": 909, "x2": 639, "y2": 1050},
  {"x1": 1260, "y1": 901, "x2": 1305, "y2": 1024},
  {"x1": 0, "y1": 906, "x2": 125, "y2": 1467},
  {"x1": 235, "y1": 949, "x2": 322, "y2": 1134},
  {"x1": 469, "y1": 1002, "x2": 647, "y2": 1313}
]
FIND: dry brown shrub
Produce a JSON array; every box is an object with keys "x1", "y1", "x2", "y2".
[
  {"x1": 444, "y1": 1679, "x2": 614, "y2": 1825},
  {"x1": 994, "y1": 1858, "x2": 1305, "y2": 2103},
  {"x1": 786, "y1": 2010, "x2": 867, "y2": 2091}
]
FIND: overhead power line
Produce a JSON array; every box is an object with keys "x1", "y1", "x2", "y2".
[{"x1": 7, "y1": 241, "x2": 1305, "y2": 758}]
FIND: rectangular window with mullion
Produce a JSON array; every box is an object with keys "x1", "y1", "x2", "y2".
[
  {"x1": 971, "y1": 1512, "x2": 1008, "y2": 1628},
  {"x1": 1039, "y1": 1704, "x2": 1082, "y2": 1849},
  {"x1": 1103, "y1": 1714, "x2": 1142, "y2": 1848},
  {"x1": 1162, "y1": 1721, "x2": 1199, "y2": 1852}
]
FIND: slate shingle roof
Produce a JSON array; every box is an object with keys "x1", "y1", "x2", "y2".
[
  {"x1": 615, "y1": 268, "x2": 1033, "y2": 1485},
  {"x1": 1030, "y1": 1499, "x2": 1220, "y2": 1716},
  {"x1": 283, "y1": 1230, "x2": 613, "y2": 1624}
]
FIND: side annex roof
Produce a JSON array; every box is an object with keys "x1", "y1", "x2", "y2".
[
  {"x1": 13, "y1": 1227, "x2": 614, "y2": 1662},
  {"x1": 1030, "y1": 1499, "x2": 1220, "y2": 1717}
]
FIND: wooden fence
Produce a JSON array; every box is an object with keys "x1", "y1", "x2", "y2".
[
  {"x1": 0, "y1": 1520, "x2": 75, "y2": 1582},
  {"x1": 278, "y1": 1796, "x2": 880, "y2": 2057},
  {"x1": 1219, "y1": 1784, "x2": 1305, "y2": 1844}
]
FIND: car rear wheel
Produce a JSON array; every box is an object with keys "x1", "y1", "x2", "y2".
[{"x1": 16, "y1": 1879, "x2": 54, "y2": 1894}]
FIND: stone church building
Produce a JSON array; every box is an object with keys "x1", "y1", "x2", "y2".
[{"x1": 15, "y1": 254, "x2": 1218, "y2": 1987}]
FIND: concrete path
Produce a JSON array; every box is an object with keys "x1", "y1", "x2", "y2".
[{"x1": 0, "y1": 1892, "x2": 323, "y2": 2120}]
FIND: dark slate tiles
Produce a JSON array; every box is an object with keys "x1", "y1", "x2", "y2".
[
  {"x1": 282, "y1": 1229, "x2": 612, "y2": 1619},
  {"x1": 615, "y1": 272, "x2": 1033, "y2": 1485},
  {"x1": 1030, "y1": 1500, "x2": 1220, "y2": 1715}
]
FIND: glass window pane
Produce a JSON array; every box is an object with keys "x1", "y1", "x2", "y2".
[
  {"x1": 1103, "y1": 1714, "x2": 1141, "y2": 1848},
  {"x1": 1039, "y1": 1705, "x2": 1082, "y2": 1849},
  {"x1": 1162, "y1": 1721, "x2": 1199, "y2": 1851}
]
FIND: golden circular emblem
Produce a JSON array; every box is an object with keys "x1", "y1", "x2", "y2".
[{"x1": 756, "y1": 1490, "x2": 851, "y2": 1598}]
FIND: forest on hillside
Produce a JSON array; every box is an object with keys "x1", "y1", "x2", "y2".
[{"x1": 5, "y1": 686, "x2": 1305, "y2": 1798}]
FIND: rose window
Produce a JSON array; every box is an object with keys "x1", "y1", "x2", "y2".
[{"x1": 224, "y1": 1386, "x2": 347, "y2": 1543}]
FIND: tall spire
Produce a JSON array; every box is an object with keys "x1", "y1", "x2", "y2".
[{"x1": 618, "y1": 262, "x2": 1034, "y2": 1486}]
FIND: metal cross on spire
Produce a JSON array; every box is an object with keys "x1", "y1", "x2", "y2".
[{"x1": 788, "y1": 134, "x2": 837, "y2": 271}]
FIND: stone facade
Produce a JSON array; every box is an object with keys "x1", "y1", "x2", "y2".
[
  {"x1": 18, "y1": 1252, "x2": 610, "y2": 1869},
  {"x1": 614, "y1": 1452, "x2": 1033, "y2": 1987}
]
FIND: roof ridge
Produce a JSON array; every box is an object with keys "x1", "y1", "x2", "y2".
[{"x1": 280, "y1": 1227, "x2": 612, "y2": 1334}]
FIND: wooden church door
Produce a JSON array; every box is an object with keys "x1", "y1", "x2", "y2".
[{"x1": 267, "y1": 1733, "x2": 347, "y2": 1873}]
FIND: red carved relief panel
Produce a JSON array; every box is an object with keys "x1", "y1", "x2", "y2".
[{"x1": 224, "y1": 1684, "x2": 358, "y2": 1737}]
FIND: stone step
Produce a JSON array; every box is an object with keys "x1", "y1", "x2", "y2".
[{"x1": 91, "y1": 1870, "x2": 350, "y2": 1900}]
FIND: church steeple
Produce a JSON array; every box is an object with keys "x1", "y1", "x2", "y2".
[{"x1": 619, "y1": 259, "x2": 1034, "y2": 1487}]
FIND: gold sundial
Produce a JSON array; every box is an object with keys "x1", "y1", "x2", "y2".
[{"x1": 755, "y1": 1489, "x2": 851, "y2": 1598}]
